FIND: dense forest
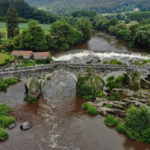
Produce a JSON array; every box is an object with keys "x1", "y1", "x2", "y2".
[
  {"x1": 0, "y1": 0, "x2": 59, "y2": 23},
  {"x1": 25, "y1": 0, "x2": 150, "y2": 15}
]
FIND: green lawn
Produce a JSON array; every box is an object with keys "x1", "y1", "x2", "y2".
[{"x1": 0, "y1": 52, "x2": 14, "y2": 66}]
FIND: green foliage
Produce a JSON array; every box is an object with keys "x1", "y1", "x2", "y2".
[
  {"x1": 25, "y1": 0, "x2": 150, "y2": 15},
  {"x1": 104, "y1": 104, "x2": 113, "y2": 108},
  {"x1": 20, "y1": 20, "x2": 48, "y2": 51},
  {"x1": 24, "y1": 96, "x2": 37, "y2": 104},
  {"x1": 106, "y1": 75, "x2": 126, "y2": 90},
  {"x1": 0, "y1": 78, "x2": 19, "y2": 92},
  {"x1": 128, "y1": 11, "x2": 150, "y2": 22},
  {"x1": 0, "y1": 104, "x2": 14, "y2": 141},
  {"x1": 94, "y1": 15, "x2": 150, "y2": 49},
  {"x1": 130, "y1": 72, "x2": 140, "y2": 91},
  {"x1": 0, "y1": 82, "x2": 8, "y2": 91},
  {"x1": 126, "y1": 105, "x2": 150, "y2": 134},
  {"x1": 6, "y1": 6, "x2": 19, "y2": 38},
  {"x1": 72, "y1": 10, "x2": 96, "y2": 20},
  {"x1": 103, "y1": 59, "x2": 124, "y2": 65},
  {"x1": 0, "y1": 116, "x2": 15, "y2": 128},
  {"x1": 0, "y1": 0, "x2": 58, "y2": 24},
  {"x1": 76, "y1": 18, "x2": 92, "y2": 41},
  {"x1": 82, "y1": 102, "x2": 98, "y2": 115},
  {"x1": 0, "y1": 128, "x2": 8, "y2": 141},
  {"x1": 18, "y1": 60, "x2": 36, "y2": 67},
  {"x1": 0, "y1": 52, "x2": 14, "y2": 66},
  {"x1": 0, "y1": 104, "x2": 13, "y2": 116},
  {"x1": 115, "y1": 122, "x2": 126, "y2": 133},
  {"x1": 48, "y1": 20, "x2": 84, "y2": 51},
  {"x1": 77, "y1": 68, "x2": 104, "y2": 99},
  {"x1": 104, "y1": 115, "x2": 119, "y2": 127}
]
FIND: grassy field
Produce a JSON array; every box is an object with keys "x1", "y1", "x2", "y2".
[
  {"x1": 0, "y1": 52, "x2": 14, "y2": 66},
  {"x1": 0, "y1": 22, "x2": 50, "y2": 30},
  {"x1": 0, "y1": 22, "x2": 50, "y2": 38}
]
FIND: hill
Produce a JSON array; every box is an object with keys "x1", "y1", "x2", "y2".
[
  {"x1": 0, "y1": 0, "x2": 58, "y2": 23},
  {"x1": 25, "y1": 0, "x2": 150, "y2": 14}
]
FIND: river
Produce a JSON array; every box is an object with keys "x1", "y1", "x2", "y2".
[{"x1": 0, "y1": 32, "x2": 150, "y2": 150}]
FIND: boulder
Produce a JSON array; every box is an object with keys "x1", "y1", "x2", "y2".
[
  {"x1": 8, "y1": 123, "x2": 17, "y2": 129},
  {"x1": 113, "y1": 88, "x2": 136, "y2": 97},
  {"x1": 97, "y1": 107, "x2": 125, "y2": 117},
  {"x1": 20, "y1": 121, "x2": 32, "y2": 131}
]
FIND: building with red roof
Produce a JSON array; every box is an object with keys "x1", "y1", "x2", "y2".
[
  {"x1": 33, "y1": 52, "x2": 50, "y2": 60},
  {"x1": 11, "y1": 50, "x2": 33, "y2": 59}
]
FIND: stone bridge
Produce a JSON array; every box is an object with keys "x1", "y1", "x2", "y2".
[{"x1": 0, "y1": 62, "x2": 150, "y2": 81}]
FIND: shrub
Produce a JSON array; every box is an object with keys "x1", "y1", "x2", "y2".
[
  {"x1": 0, "y1": 78, "x2": 19, "y2": 92},
  {"x1": 0, "y1": 82, "x2": 8, "y2": 91},
  {"x1": 125, "y1": 127, "x2": 142, "y2": 142},
  {"x1": 106, "y1": 75, "x2": 126, "y2": 90},
  {"x1": 0, "y1": 116, "x2": 15, "y2": 128},
  {"x1": 24, "y1": 96, "x2": 37, "y2": 104},
  {"x1": 115, "y1": 122, "x2": 126, "y2": 133},
  {"x1": 87, "y1": 107, "x2": 99, "y2": 115},
  {"x1": 82, "y1": 102, "x2": 98, "y2": 115},
  {"x1": 125, "y1": 105, "x2": 150, "y2": 134},
  {"x1": 142, "y1": 128, "x2": 150, "y2": 143},
  {"x1": 0, "y1": 104, "x2": 13, "y2": 116},
  {"x1": 0, "y1": 128, "x2": 8, "y2": 141},
  {"x1": 104, "y1": 115, "x2": 119, "y2": 127},
  {"x1": 77, "y1": 68, "x2": 104, "y2": 99},
  {"x1": 3, "y1": 78, "x2": 19, "y2": 86}
]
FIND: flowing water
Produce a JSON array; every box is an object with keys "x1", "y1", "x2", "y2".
[{"x1": 1, "y1": 32, "x2": 150, "y2": 150}]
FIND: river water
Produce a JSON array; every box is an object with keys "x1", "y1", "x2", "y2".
[{"x1": 0, "y1": 32, "x2": 150, "y2": 150}]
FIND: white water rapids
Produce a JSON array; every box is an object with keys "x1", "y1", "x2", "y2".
[{"x1": 53, "y1": 51, "x2": 150, "y2": 64}]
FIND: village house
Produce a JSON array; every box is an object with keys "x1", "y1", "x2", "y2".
[
  {"x1": 11, "y1": 50, "x2": 33, "y2": 59},
  {"x1": 33, "y1": 52, "x2": 50, "y2": 60}
]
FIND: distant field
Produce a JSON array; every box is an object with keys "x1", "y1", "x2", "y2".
[
  {"x1": 0, "y1": 22, "x2": 50, "y2": 39},
  {"x1": 0, "y1": 22, "x2": 50, "y2": 31}
]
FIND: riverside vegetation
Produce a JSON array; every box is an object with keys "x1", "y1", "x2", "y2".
[
  {"x1": 0, "y1": 104, "x2": 15, "y2": 141},
  {"x1": 77, "y1": 68, "x2": 150, "y2": 143}
]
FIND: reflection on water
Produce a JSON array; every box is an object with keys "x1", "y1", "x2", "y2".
[
  {"x1": 73, "y1": 31, "x2": 149, "y2": 53},
  {"x1": 0, "y1": 32, "x2": 150, "y2": 150}
]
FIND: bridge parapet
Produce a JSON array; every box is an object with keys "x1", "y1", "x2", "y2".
[{"x1": 0, "y1": 63, "x2": 150, "y2": 80}]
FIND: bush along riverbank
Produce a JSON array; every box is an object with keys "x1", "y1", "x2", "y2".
[
  {"x1": 77, "y1": 68, "x2": 150, "y2": 143},
  {"x1": 0, "y1": 78, "x2": 20, "y2": 92},
  {"x1": 0, "y1": 104, "x2": 15, "y2": 141}
]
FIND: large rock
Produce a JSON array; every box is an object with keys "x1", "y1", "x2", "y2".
[
  {"x1": 20, "y1": 121, "x2": 32, "y2": 131},
  {"x1": 25, "y1": 78, "x2": 41, "y2": 99},
  {"x1": 113, "y1": 88, "x2": 136, "y2": 97}
]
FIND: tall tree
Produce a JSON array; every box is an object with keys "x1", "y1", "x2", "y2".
[
  {"x1": 20, "y1": 20, "x2": 48, "y2": 51},
  {"x1": 6, "y1": 6, "x2": 19, "y2": 38}
]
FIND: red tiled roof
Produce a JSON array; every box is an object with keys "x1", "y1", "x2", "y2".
[
  {"x1": 12, "y1": 50, "x2": 32, "y2": 56},
  {"x1": 34, "y1": 52, "x2": 50, "y2": 58}
]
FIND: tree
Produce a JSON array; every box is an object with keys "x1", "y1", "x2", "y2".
[
  {"x1": 76, "y1": 18, "x2": 92, "y2": 41},
  {"x1": 6, "y1": 6, "x2": 19, "y2": 38},
  {"x1": 20, "y1": 20, "x2": 48, "y2": 51},
  {"x1": 48, "y1": 20, "x2": 83, "y2": 51}
]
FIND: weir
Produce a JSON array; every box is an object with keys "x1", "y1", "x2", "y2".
[{"x1": 0, "y1": 62, "x2": 150, "y2": 80}]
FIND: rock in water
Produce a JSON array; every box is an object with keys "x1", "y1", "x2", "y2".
[
  {"x1": 8, "y1": 123, "x2": 17, "y2": 129},
  {"x1": 20, "y1": 121, "x2": 32, "y2": 131}
]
